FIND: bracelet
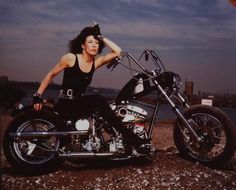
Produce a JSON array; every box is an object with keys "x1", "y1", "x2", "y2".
[
  {"x1": 97, "y1": 35, "x2": 105, "y2": 41},
  {"x1": 33, "y1": 93, "x2": 43, "y2": 104},
  {"x1": 33, "y1": 93, "x2": 42, "y2": 98}
]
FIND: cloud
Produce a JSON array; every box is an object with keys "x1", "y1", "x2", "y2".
[
  {"x1": 0, "y1": 0, "x2": 236, "y2": 93},
  {"x1": 1, "y1": 0, "x2": 235, "y2": 54}
]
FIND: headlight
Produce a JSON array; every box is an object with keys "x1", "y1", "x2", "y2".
[
  {"x1": 156, "y1": 72, "x2": 182, "y2": 93},
  {"x1": 173, "y1": 74, "x2": 182, "y2": 91}
]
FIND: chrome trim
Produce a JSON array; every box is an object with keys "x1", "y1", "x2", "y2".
[
  {"x1": 59, "y1": 152, "x2": 115, "y2": 158},
  {"x1": 9, "y1": 131, "x2": 88, "y2": 138}
]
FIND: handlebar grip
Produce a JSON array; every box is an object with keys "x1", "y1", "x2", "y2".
[{"x1": 106, "y1": 57, "x2": 120, "y2": 70}]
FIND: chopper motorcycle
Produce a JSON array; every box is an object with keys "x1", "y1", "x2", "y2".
[{"x1": 3, "y1": 49, "x2": 236, "y2": 173}]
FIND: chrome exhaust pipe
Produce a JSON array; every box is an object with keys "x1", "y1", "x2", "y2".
[
  {"x1": 59, "y1": 152, "x2": 115, "y2": 158},
  {"x1": 9, "y1": 130, "x2": 88, "y2": 138}
]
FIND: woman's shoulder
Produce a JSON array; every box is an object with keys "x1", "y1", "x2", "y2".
[
  {"x1": 61, "y1": 53, "x2": 76, "y2": 61},
  {"x1": 60, "y1": 53, "x2": 76, "y2": 67}
]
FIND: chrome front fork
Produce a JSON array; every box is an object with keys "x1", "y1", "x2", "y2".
[{"x1": 153, "y1": 80, "x2": 202, "y2": 142}]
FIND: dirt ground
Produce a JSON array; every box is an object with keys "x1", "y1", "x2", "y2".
[{"x1": 0, "y1": 113, "x2": 236, "y2": 190}]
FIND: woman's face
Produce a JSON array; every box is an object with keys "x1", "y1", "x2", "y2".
[{"x1": 82, "y1": 35, "x2": 99, "y2": 56}]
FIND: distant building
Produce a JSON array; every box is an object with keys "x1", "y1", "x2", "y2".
[{"x1": 185, "y1": 80, "x2": 194, "y2": 97}]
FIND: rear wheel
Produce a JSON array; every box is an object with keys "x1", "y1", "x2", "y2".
[
  {"x1": 3, "y1": 109, "x2": 64, "y2": 174},
  {"x1": 173, "y1": 105, "x2": 236, "y2": 167}
]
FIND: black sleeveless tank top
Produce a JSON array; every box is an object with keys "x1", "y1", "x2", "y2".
[{"x1": 61, "y1": 54, "x2": 95, "y2": 96}]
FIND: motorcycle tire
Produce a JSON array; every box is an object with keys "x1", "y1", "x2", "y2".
[
  {"x1": 3, "y1": 108, "x2": 64, "y2": 174},
  {"x1": 173, "y1": 104, "x2": 236, "y2": 167}
]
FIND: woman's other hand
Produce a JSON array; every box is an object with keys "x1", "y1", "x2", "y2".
[{"x1": 33, "y1": 93, "x2": 43, "y2": 111}]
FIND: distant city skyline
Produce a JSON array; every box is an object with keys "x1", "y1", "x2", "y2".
[{"x1": 1, "y1": 0, "x2": 236, "y2": 93}]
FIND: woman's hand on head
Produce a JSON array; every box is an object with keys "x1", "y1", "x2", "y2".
[{"x1": 93, "y1": 24, "x2": 101, "y2": 36}]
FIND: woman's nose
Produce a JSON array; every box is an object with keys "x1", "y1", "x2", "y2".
[{"x1": 92, "y1": 43, "x2": 98, "y2": 47}]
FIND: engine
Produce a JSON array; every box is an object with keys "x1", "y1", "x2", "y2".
[
  {"x1": 111, "y1": 103, "x2": 148, "y2": 139},
  {"x1": 68, "y1": 104, "x2": 148, "y2": 153}
]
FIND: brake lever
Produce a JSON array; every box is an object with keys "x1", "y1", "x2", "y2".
[
  {"x1": 106, "y1": 60, "x2": 115, "y2": 69},
  {"x1": 111, "y1": 61, "x2": 119, "y2": 70},
  {"x1": 106, "y1": 56, "x2": 121, "y2": 70},
  {"x1": 150, "y1": 50, "x2": 162, "y2": 72}
]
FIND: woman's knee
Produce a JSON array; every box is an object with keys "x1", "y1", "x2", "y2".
[{"x1": 94, "y1": 94, "x2": 111, "y2": 109}]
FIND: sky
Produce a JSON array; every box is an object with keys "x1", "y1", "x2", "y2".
[{"x1": 0, "y1": 0, "x2": 236, "y2": 94}]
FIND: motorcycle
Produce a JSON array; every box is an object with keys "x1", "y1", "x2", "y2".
[{"x1": 3, "y1": 49, "x2": 236, "y2": 174}]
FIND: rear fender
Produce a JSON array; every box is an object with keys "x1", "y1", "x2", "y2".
[
  {"x1": 7, "y1": 105, "x2": 64, "y2": 133},
  {"x1": 10, "y1": 104, "x2": 60, "y2": 120}
]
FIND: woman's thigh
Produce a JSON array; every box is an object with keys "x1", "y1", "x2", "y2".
[{"x1": 55, "y1": 94, "x2": 109, "y2": 118}]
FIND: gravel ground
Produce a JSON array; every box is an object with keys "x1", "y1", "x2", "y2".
[{"x1": 1, "y1": 113, "x2": 236, "y2": 190}]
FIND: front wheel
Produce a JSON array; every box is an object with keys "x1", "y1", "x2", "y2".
[
  {"x1": 173, "y1": 105, "x2": 236, "y2": 167},
  {"x1": 3, "y1": 109, "x2": 64, "y2": 174}
]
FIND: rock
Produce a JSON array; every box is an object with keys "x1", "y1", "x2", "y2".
[
  {"x1": 163, "y1": 145, "x2": 176, "y2": 152},
  {"x1": 137, "y1": 168, "x2": 143, "y2": 174},
  {"x1": 142, "y1": 179, "x2": 149, "y2": 187},
  {"x1": 35, "y1": 179, "x2": 41, "y2": 184}
]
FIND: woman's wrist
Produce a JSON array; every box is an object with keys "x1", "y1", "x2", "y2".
[
  {"x1": 33, "y1": 93, "x2": 43, "y2": 104},
  {"x1": 97, "y1": 35, "x2": 105, "y2": 41},
  {"x1": 33, "y1": 92, "x2": 42, "y2": 98}
]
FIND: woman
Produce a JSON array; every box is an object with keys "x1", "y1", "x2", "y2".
[{"x1": 33, "y1": 24, "x2": 148, "y2": 146}]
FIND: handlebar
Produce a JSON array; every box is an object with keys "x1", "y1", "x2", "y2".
[{"x1": 106, "y1": 50, "x2": 165, "y2": 76}]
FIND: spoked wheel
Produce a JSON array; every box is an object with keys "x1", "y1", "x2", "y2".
[
  {"x1": 173, "y1": 105, "x2": 236, "y2": 167},
  {"x1": 13, "y1": 119, "x2": 59, "y2": 164},
  {"x1": 3, "y1": 110, "x2": 63, "y2": 173}
]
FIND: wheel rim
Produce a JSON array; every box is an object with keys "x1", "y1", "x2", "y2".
[
  {"x1": 13, "y1": 119, "x2": 59, "y2": 165},
  {"x1": 179, "y1": 113, "x2": 227, "y2": 162}
]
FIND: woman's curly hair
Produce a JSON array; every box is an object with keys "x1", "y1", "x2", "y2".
[{"x1": 69, "y1": 27, "x2": 105, "y2": 54}]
